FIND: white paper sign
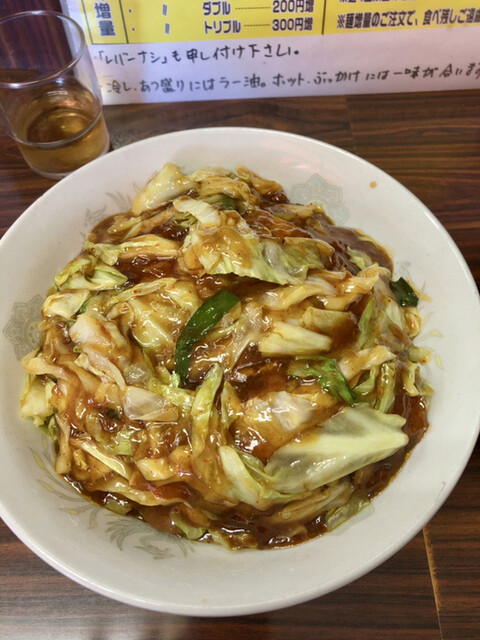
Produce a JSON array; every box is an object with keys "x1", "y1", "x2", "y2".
[{"x1": 61, "y1": 1, "x2": 480, "y2": 104}]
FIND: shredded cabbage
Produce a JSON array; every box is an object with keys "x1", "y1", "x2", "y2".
[{"x1": 21, "y1": 164, "x2": 432, "y2": 550}]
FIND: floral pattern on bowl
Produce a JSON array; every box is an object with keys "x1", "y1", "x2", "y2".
[
  {"x1": 30, "y1": 419, "x2": 195, "y2": 559},
  {"x1": 3, "y1": 295, "x2": 43, "y2": 360},
  {"x1": 291, "y1": 174, "x2": 350, "y2": 224}
]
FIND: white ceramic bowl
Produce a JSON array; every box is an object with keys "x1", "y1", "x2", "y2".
[{"x1": 1, "y1": 128, "x2": 479, "y2": 616}]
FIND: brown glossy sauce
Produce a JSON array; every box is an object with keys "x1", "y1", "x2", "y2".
[
  {"x1": 87, "y1": 214, "x2": 124, "y2": 243},
  {"x1": 245, "y1": 209, "x2": 312, "y2": 239},
  {"x1": 321, "y1": 224, "x2": 393, "y2": 273},
  {"x1": 329, "y1": 314, "x2": 359, "y2": 353},
  {"x1": 229, "y1": 354, "x2": 290, "y2": 401},
  {"x1": 51, "y1": 176, "x2": 430, "y2": 550},
  {"x1": 118, "y1": 255, "x2": 177, "y2": 283},
  {"x1": 190, "y1": 274, "x2": 231, "y2": 299},
  {"x1": 189, "y1": 274, "x2": 276, "y2": 304},
  {"x1": 136, "y1": 492, "x2": 328, "y2": 550},
  {"x1": 149, "y1": 220, "x2": 189, "y2": 242},
  {"x1": 259, "y1": 187, "x2": 288, "y2": 205},
  {"x1": 205, "y1": 503, "x2": 327, "y2": 549}
]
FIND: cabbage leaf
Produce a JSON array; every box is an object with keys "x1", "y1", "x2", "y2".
[
  {"x1": 190, "y1": 364, "x2": 223, "y2": 457},
  {"x1": 20, "y1": 374, "x2": 55, "y2": 427},
  {"x1": 264, "y1": 405, "x2": 407, "y2": 493},
  {"x1": 84, "y1": 235, "x2": 179, "y2": 266},
  {"x1": 218, "y1": 446, "x2": 299, "y2": 509},
  {"x1": 179, "y1": 200, "x2": 332, "y2": 284},
  {"x1": 123, "y1": 386, "x2": 178, "y2": 422},
  {"x1": 259, "y1": 321, "x2": 332, "y2": 356},
  {"x1": 288, "y1": 358, "x2": 357, "y2": 405},
  {"x1": 42, "y1": 290, "x2": 90, "y2": 319},
  {"x1": 131, "y1": 163, "x2": 196, "y2": 215}
]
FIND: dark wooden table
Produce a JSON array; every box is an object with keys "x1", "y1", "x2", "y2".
[{"x1": 1, "y1": 90, "x2": 479, "y2": 639}]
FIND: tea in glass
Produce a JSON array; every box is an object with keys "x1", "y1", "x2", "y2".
[
  {"x1": 12, "y1": 80, "x2": 109, "y2": 177},
  {"x1": 0, "y1": 11, "x2": 109, "y2": 179}
]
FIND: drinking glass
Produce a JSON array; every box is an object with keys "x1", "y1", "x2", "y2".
[{"x1": 0, "y1": 10, "x2": 109, "y2": 179}]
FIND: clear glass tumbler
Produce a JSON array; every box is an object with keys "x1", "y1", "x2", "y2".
[{"x1": 0, "y1": 10, "x2": 109, "y2": 179}]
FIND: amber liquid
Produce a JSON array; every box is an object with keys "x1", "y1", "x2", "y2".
[{"x1": 13, "y1": 80, "x2": 109, "y2": 178}]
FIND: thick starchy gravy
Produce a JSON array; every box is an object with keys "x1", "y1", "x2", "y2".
[{"x1": 23, "y1": 164, "x2": 431, "y2": 550}]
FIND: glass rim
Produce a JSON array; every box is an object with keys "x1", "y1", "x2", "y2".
[{"x1": 0, "y1": 10, "x2": 87, "y2": 90}]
